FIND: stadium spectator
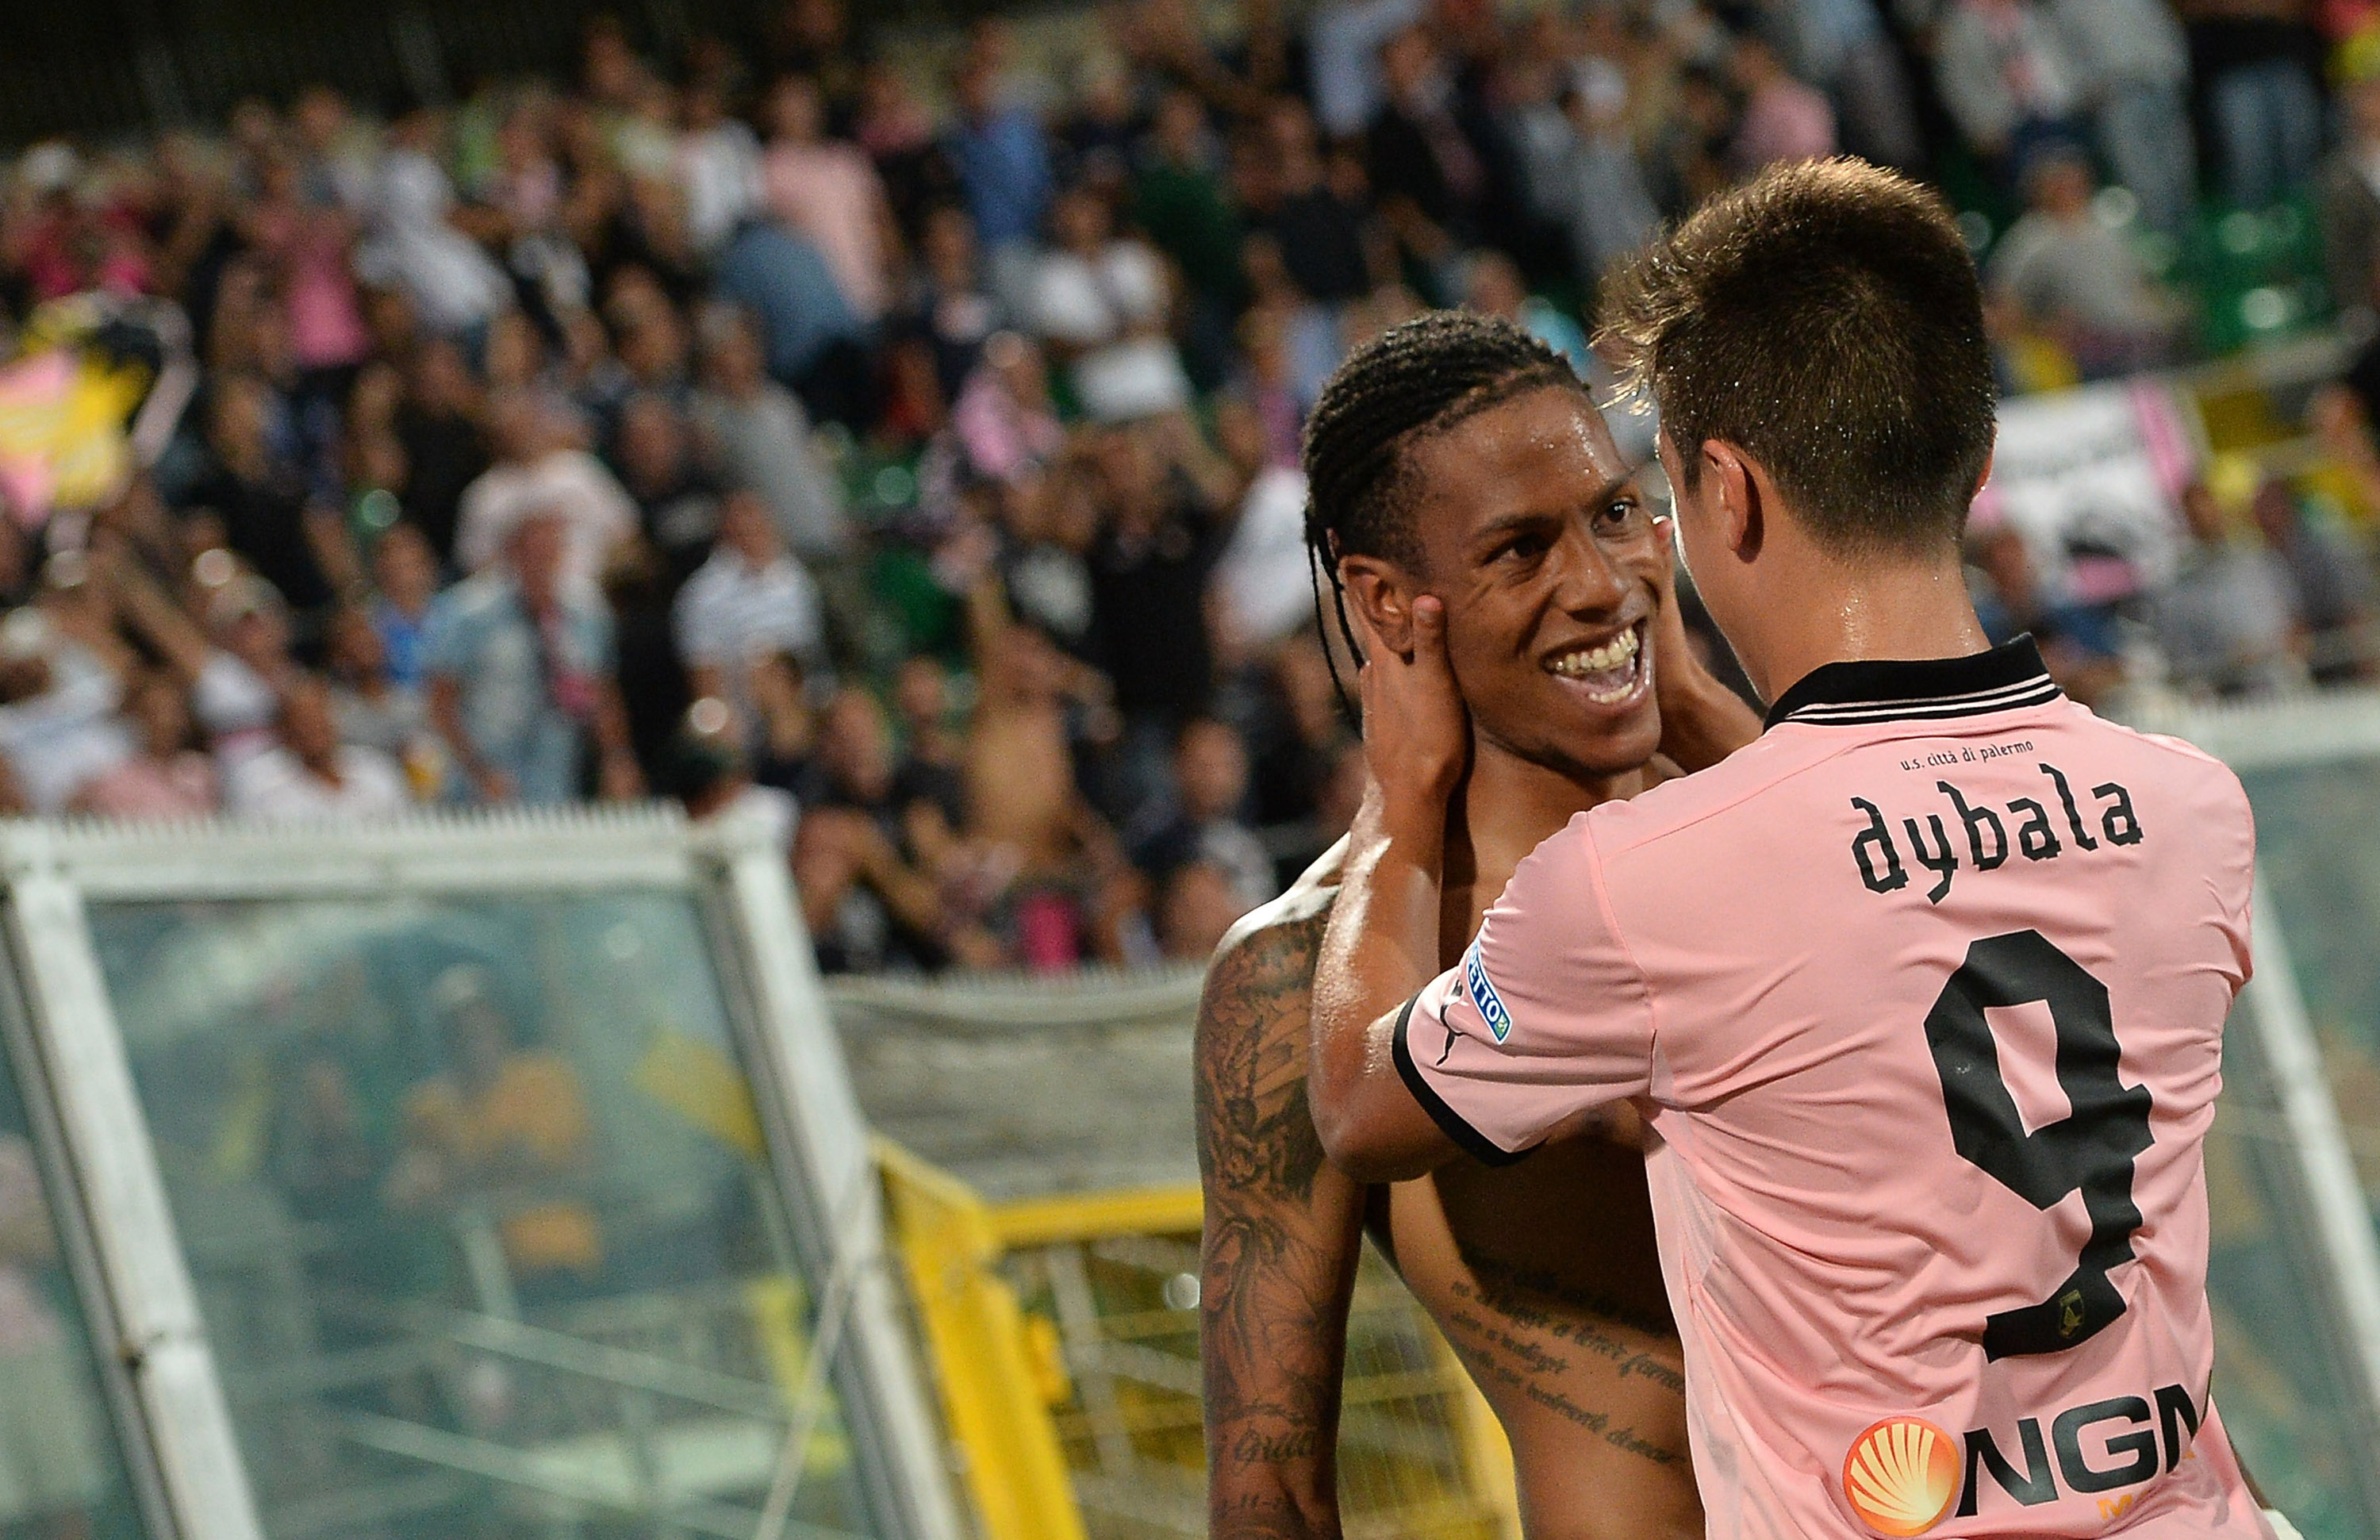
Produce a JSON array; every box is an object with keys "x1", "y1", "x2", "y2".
[
  {"x1": 1367, "y1": 25, "x2": 1497, "y2": 275},
  {"x1": 2049, "y1": 0, "x2": 2198, "y2": 239},
  {"x1": 1224, "y1": 305, "x2": 1306, "y2": 470},
  {"x1": 1523, "y1": 54, "x2": 1664, "y2": 292},
  {"x1": 1029, "y1": 182, "x2": 1193, "y2": 423},
  {"x1": 1307, "y1": 0, "x2": 1424, "y2": 140},
  {"x1": 391, "y1": 340, "x2": 489, "y2": 566},
  {"x1": 225, "y1": 673, "x2": 409, "y2": 820},
  {"x1": 2154, "y1": 478, "x2": 2305, "y2": 697},
  {"x1": 944, "y1": 51, "x2": 1054, "y2": 309},
  {"x1": 960, "y1": 622, "x2": 1141, "y2": 968},
  {"x1": 1464, "y1": 252, "x2": 1592, "y2": 377},
  {"x1": 944, "y1": 330, "x2": 1065, "y2": 490},
  {"x1": 322, "y1": 604, "x2": 426, "y2": 764},
  {"x1": 2303, "y1": 382, "x2": 2380, "y2": 524},
  {"x1": 1084, "y1": 417, "x2": 1229, "y2": 817},
  {"x1": 891, "y1": 654, "x2": 964, "y2": 787},
  {"x1": 1157, "y1": 858, "x2": 1248, "y2": 960},
  {"x1": 978, "y1": 454, "x2": 1099, "y2": 652},
  {"x1": 1987, "y1": 150, "x2": 2186, "y2": 378},
  {"x1": 689, "y1": 305, "x2": 850, "y2": 564},
  {"x1": 898, "y1": 204, "x2": 1004, "y2": 405},
  {"x1": 1128, "y1": 714, "x2": 1274, "y2": 913},
  {"x1": 746, "y1": 650, "x2": 818, "y2": 793},
  {"x1": 2, "y1": 0, "x2": 2378, "y2": 981},
  {"x1": 762, "y1": 72, "x2": 896, "y2": 323},
  {"x1": 1246, "y1": 98, "x2": 1373, "y2": 308},
  {"x1": 1777, "y1": 0, "x2": 1922, "y2": 170},
  {"x1": 2181, "y1": 0, "x2": 2324, "y2": 211},
  {"x1": 359, "y1": 102, "x2": 509, "y2": 336},
  {"x1": 0, "y1": 597, "x2": 132, "y2": 816},
  {"x1": 1932, "y1": 0, "x2": 2084, "y2": 184},
  {"x1": 290, "y1": 84, "x2": 374, "y2": 214},
  {"x1": 368, "y1": 523, "x2": 440, "y2": 689},
  {"x1": 1207, "y1": 397, "x2": 1312, "y2": 660},
  {"x1": 797, "y1": 686, "x2": 1000, "y2": 971},
  {"x1": 477, "y1": 98, "x2": 593, "y2": 325},
  {"x1": 1966, "y1": 524, "x2": 2126, "y2": 705},
  {"x1": 104, "y1": 559, "x2": 296, "y2": 772},
  {"x1": 2321, "y1": 74, "x2": 2380, "y2": 318},
  {"x1": 454, "y1": 397, "x2": 637, "y2": 586},
  {"x1": 424, "y1": 511, "x2": 640, "y2": 805},
  {"x1": 854, "y1": 61, "x2": 954, "y2": 236},
  {"x1": 672, "y1": 699, "x2": 800, "y2": 856},
  {"x1": 183, "y1": 373, "x2": 351, "y2": 617},
  {"x1": 242, "y1": 142, "x2": 371, "y2": 389},
  {"x1": 1726, "y1": 36, "x2": 1837, "y2": 177},
  {"x1": 68, "y1": 669, "x2": 217, "y2": 818},
  {"x1": 2249, "y1": 474, "x2": 2379, "y2": 682},
  {"x1": 674, "y1": 487, "x2": 827, "y2": 701},
  {"x1": 678, "y1": 78, "x2": 766, "y2": 261},
  {"x1": 710, "y1": 216, "x2": 866, "y2": 424},
  {"x1": 613, "y1": 391, "x2": 723, "y2": 589}
]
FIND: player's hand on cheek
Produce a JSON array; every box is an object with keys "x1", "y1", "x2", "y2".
[
  {"x1": 1352, "y1": 593, "x2": 1470, "y2": 832},
  {"x1": 1646, "y1": 517, "x2": 1762, "y2": 774},
  {"x1": 1648, "y1": 520, "x2": 1702, "y2": 713}
]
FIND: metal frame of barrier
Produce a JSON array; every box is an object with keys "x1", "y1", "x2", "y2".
[
  {"x1": 2127, "y1": 687, "x2": 2380, "y2": 1528},
  {"x1": 876, "y1": 1139, "x2": 1521, "y2": 1540},
  {"x1": 0, "y1": 808, "x2": 963, "y2": 1540}
]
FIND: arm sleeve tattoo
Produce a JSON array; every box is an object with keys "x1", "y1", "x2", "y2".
[{"x1": 1196, "y1": 908, "x2": 1369, "y2": 1540}]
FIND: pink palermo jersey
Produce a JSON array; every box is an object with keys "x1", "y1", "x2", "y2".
[{"x1": 1399, "y1": 639, "x2": 2274, "y2": 1539}]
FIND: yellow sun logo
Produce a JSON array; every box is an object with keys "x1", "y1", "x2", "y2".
[{"x1": 1843, "y1": 1415, "x2": 1961, "y2": 1536}]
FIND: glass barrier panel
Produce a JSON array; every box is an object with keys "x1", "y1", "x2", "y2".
[
  {"x1": 2204, "y1": 997, "x2": 2374, "y2": 1539},
  {"x1": 0, "y1": 1010, "x2": 148, "y2": 1539},
  {"x1": 992, "y1": 1223, "x2": 1507, "y2": 1540},
  {"x1": 2223, "y1": 758, "x2": 2380, "y2": 1538},
  {"x1": 2235, "y1": 761, "x2": 2380, "y2": 1211},
  {"x1": 86, "y1": 889, "x2": 875, "y2": 1540}
]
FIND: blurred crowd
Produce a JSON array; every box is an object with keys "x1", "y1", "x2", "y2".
[{"x1": 1, "y1": 0, "x2": 2378, "y2": 975}]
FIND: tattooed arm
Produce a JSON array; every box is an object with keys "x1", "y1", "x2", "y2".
[{"x1": 1197, "y1": 874, "x2": 1370, "y2": 1540}]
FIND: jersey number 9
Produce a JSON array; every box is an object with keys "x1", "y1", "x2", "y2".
[{"x1": 1924, "y1": 930, "x2": 2155, "y2": 1360}]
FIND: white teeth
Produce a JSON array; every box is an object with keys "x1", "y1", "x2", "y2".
[{"x1": 1549, "y1": 627, "x2": 1641, "y2": 678}]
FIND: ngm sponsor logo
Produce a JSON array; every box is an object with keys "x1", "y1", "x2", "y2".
[
  {"x1": 1464, "y1": 943, "x2": 1513, "y2": 1042},
  {"x1": 1844, "y1": 1384, "x2": 2207, "y2": 1534}
]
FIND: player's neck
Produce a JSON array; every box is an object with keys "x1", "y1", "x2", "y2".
[
  {"x1": 1440, "y1": 741, "x2": 1639, "y2": 944},
  {"x1": 1744, "y1": 548, "x2": 1993, "y2": 706}
]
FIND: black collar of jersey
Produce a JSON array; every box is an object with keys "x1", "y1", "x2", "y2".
[{"x1": 1762, "y1": 636, "x2": 2062, "y2": 731}]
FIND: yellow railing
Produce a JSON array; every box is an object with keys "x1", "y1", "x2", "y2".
[{"x1": 876, "y1": 1140, "x2": 1519, "y2": 1540}]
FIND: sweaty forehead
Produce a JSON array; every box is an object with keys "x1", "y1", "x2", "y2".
[{"x1": 1402, "y1": 386, "x2": 1625, "y2": 539}]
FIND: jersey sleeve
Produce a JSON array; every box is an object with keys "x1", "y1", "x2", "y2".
[
  {"x1": 2214, "y1": 765, "x2": 2257, "y2": 989},
  {"x1": 1395, "y1": 816, "x2": 1656, "y2": 1164}
]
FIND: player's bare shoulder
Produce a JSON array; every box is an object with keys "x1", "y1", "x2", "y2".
[
  {"x1": 1193, "y1": 839, "x2": 1348, "y2": 1204},
  {"x1": 1211, "y1": 837, "x2": 1347, "y2": 970}
]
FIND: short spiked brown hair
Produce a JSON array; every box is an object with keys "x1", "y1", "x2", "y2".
[{"x1": 1599, "y1": 159, "x2": 1996, "y2": 557}]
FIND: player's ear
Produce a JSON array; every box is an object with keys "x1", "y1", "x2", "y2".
[
  {"x1": 1339, "y1": 556, "x2": 1417, "y2": 655},
  {"x1": 1699, "y1": 440, "x2": 1764, "y2": 563}
]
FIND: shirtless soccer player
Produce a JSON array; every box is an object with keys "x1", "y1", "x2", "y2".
[
  {"x1": 1196, "y1": 311, "x2": 1762, "y2": 1540},
  {"x1": 1313, "y1": 161, "x2": 2286, "y2": 1538}
]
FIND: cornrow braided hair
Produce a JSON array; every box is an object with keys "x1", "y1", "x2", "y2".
[{"x1": 1299, "y1": 309, "x2": 1584, "y2": 714}]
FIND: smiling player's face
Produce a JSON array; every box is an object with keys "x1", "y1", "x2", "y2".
[{"x1": 1394, "y1": 386, "x2": 1670, "y2": 782}]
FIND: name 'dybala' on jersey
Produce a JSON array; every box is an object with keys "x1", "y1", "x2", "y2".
[{"x1": 1849, "y1": 763, "x2": 2141, "y2": 904}]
